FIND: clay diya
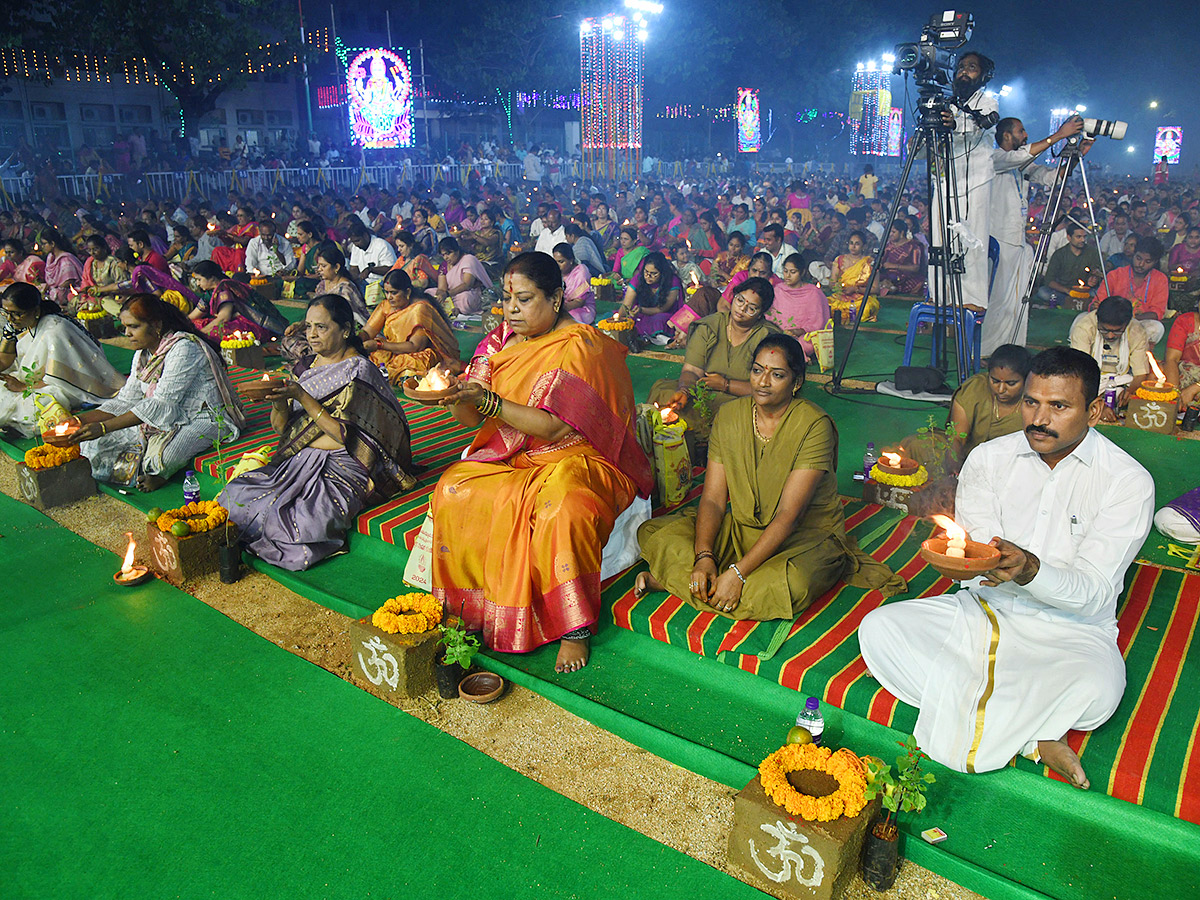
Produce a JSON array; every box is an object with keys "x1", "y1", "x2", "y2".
[
  {"x1": 876, "y1": 451, "x2": 919, "y2": 477},
  {"x1": 113, "y1": 532, "x2": 154, "y2": 586},
  {"x1": 402, "y1": 365, "x2": 458, "y2": 403},
  {"x1": 236, "y1": 374, "x2": 287, "y2": 402},
  {"x1": 919, "y1": 515, "x2": 1001, "y2": 580},
  {"x1": 41, "y1": 417, "x2": 82, "y2": 447}
]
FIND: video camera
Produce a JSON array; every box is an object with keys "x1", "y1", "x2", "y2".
[{"x1": 894, "y1": 10, "x2": 974, "y2": 86}]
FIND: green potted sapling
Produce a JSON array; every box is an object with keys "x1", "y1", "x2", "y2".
[
  {"x1": 860, "y1": 735, "x2": 936, "y2": 891},
  {"x1": 435, "y1": 606, "x2": 480, "y2": 699}
]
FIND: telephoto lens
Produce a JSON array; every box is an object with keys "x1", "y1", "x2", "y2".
[{"x1": 1082, "y1": 118, "x2": 1128, "y2": 140}]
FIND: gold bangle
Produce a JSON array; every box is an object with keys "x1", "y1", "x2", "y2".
[
  {"x1": 313, "y1": 407, "x2": 326, "y2": 422},
  {"x1": 100, "y1": 422, "x2": 107, "y2": 436}
]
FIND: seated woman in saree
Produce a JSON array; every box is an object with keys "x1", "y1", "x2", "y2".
[
  {"x1": 648, "y1": 276, "x2": 780, "y2": 444},
  {"x1": 284, "y1": 219, "x2": 323, "y2": 297},
  {"x1": 71, "y1": 294, "x2": 245, "y2": 492},
  {"x1": 0, "y1": 239, "x2": 44, "y2": 284},
  {"x1": 611, "y1": 225, "x2": 648, "y2": 281},
  {"x1": 431, "y1": 251, "x2": 652, "y2": 673},
  {"x1": 552, "y1": 242, "x2": 596, "y2": 325},
  {"x1": 209, "y1": 206, "x2": 258, "y2": 274},
  {"x1": 0, "y1": 283, "x2": 124, "y2": 437},
  {"x1": 189, "y1": 260, "x2": 288, "y2": 343},
  {"x1": 40, "y1": 229, "x2": 85, "y2": 309},
  {"x1": 710, "y1": 230, "x2": 751, "y2": 289},
  {"x1": 391, "y1": 230, "x2": 441, "y2": 294},
  {"x1": 636, "y1": 334, "x2": 905, "y2": 618},
  {"x1": 880, "y1": 221, "x2": 925, "y2": 296},
  {"x1": 87, "y1": 247, "x2": 200, "y2": 312},
  {"x1": 281, "y1": 242, "x2": 369, "y2": 362},
  {"x1": 720, "y1": 251, "x2": 779, "y2": 312},
  {"x1": 458, "y1": 208, "x2": 503, "y2": 264},
  {"x1": 361, "y1": 269, "x2": 463, "y2": 380},
  {"x1": 434, "y1": 237, "x2": 493, "y2": 316},
  {"x1": 767, "y1": 253, "x2": 832, "y2": 361},
  {"x1": 829, "y1": 230, "x2": 881, "y2": 323},
  {"x1": 80, "y1": 234, "x2": 124, "y2": 295},
  {"x1": 619, "y1": 250, "x2": 681, "y2": 339},
  {"x1": 221, "y1": 295, "x2": 414, "y2": 571}
]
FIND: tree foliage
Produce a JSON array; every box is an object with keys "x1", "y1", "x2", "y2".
[{"x1": 14, "y1": 0, "x2": 299, "y2": 128}]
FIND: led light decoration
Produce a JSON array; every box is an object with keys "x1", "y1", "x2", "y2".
[
  {"x1": 849, "y1": 65, "x2": 890, "y2": 156},
  {"x1": 736, "y1": 88, "x2": 761, "y2": 153},
  {"x1": 580, "y1": 15, "x2": 644, "y2": 180},
  {"x1": 1154, "y1": 126, "x2": 1182, "y2": 165},
  {"x1": 347, "y1": 48, "x2": 413, "y2": 148},
  {"x1": 887, "y1": 107, "x2": 904, "y2": 157},
  {"x1": 317, "y1": 83, "x2": 347, "y2": 110}
]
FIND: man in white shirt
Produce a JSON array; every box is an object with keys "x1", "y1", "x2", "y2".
[
  {"x1": 864, "y1": 208, "x2": 885, "y2": 244},
  {"x1": 759, "y1": 223, "x2": 790, "y2": 276},
  {"x1": 932, "y1": 52, "x2": 999, "y2": 312},
  {"x1": 860, "y1": 347, "x2": 1154, "y2": 789},
  {"x1": 534, "y1": 206, "x2": 566, "y2": 255},
  {"x1": 1098, "y1": 212, "x2": 1131, "y2": 261},
  {"x1": 244, "y1": 218, "x2": 295, "y2": 276},
  {"x1": 985, "y1": 115, "x2": 1086, "y2": 355},
  {"x1": 345, "y1": 222, "x2": 397, "y2": 301}
]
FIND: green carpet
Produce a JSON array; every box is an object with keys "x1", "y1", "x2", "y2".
[{"x1": 0, "y1": 492, "x2": 765, "y2": 900}]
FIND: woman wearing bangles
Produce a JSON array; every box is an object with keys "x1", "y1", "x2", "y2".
[
  {"x1": 431, "y1": 251, "x2": 652, "y2": 673},
  {"x1": 220, "y1": 295, "x2": 414, "y2": 570},
  {"x1": 647, "y1": 276, "x2": 781, "y2": 443},
  {"x1": 636, "y1": 335, "x2": 905, "y2": 620}
]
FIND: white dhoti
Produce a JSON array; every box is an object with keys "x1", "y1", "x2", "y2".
[
  {"x1": 982, "y1": 240, "x2": 1033, "y2": 355},
  {"x1": 929, "y1": 179, "x2": 993, "y2": 312},
  {"x1": 859, "y1": 591, "x2": 1125, "y2": 773}
]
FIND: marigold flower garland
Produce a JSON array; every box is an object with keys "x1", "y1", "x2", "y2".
[
  {"x1": 598, "y1": 316, "x2": 635, "y2": 332},
  {"x1": 220, "y1": 335, "x2": 257, "y2": 349},
  {"x1": 1135, "y1": 385, "x2": 1179, "y2": 403},
  {"x1": 758, "y1": 744, "x2": 870, "y2": 822},
  {"x1": 156, "y1": 500, "x2": 228, "y2": 534},
  {"x1": 371, "y1": 592, "x2": 444, "y2": 634},
  {"x1": 869, "y1": 463, "x2": 928, "y2": 487},
  {"x1": 76, "y1": 307, "x2": 108, "y2": 321},
  {"x1": 25, "y1": 443, "x2": 81, "y2": 470}
]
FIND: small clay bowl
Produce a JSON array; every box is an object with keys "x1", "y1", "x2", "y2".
[
  {"x1": 236, "y1": 377, "x2": 286, "y2": 402},
  {"x1": 41, "y1": 418, "x2": 82, "y2": 447},
  {"x1": 113, "y1": 566, "x2": 154, "y2": 586},
  {"x1": 920, "y1": 537, "x2": 1002, "y2": 581},
  {"x1": 458, "y1": 671, "x2": 505, "y2": 704},
  {"x1": 876, "y1": 458, "x2": 920, "y2": 477},
  {"x1": 402, "y1": 377, "x2": 457, "y2": 404}
]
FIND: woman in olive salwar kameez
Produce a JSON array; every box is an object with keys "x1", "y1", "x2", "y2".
[{"x1": 636, "y1": 335, "x2": 905, "y2": 620}]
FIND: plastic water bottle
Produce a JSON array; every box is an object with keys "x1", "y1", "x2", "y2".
[
  {"x1": 183, "y1": 470, "x2": 201, "y2": 505},
  {"x1": 795, "y1": 697, "x2": 824, "y2": 746},
  {"x1": 862, "y1": 442, "x2": 878, "y2": 480}
]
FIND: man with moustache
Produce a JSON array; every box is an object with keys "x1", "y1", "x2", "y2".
[
  {"x1": 860, "y1": 347, "x2": 1153, "y2": 790},
  {"x1": 929, "y1": 51, "x2": 1000, "y2": 314}
]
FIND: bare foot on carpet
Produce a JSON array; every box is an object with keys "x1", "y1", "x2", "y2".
[
  {"x1": 634, "y1": 571, "x2": 664, "y2": 598},
  {"x1": 137, "y1": 473, "x2": 166, "y2": 493},
  {"x1": 555, "y1": 637, "x2": 590, "y2": 673},
  {"x1": 1038, "y1": 739, "x2": 1089, "y2": 789}
]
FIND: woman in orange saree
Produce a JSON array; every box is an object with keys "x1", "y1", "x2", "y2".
[
  {"x1": 360, "y1": 269, "x2": 462, "y2": 380},
  {"x1": 431, "y1": 252, "x2": 652, "y2": 672}
]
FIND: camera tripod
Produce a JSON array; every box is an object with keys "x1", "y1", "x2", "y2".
[
  {"x1": 833, "y1": 102, "x2": 975, "y2": 391},
  {"x1": 1009, "y1": 136, "x2": 1106, "y2": 344}
]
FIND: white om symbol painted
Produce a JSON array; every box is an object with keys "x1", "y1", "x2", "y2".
[
  {"x1": 357, "y1": 636, "x2": 399, "y2": 689},
  {"x1": 151, "y1": 529, "x2": 177, "y2": 572},
  {"x1": 1132, "y1": 402, "x2": 1170, "y2": 430},
  {"x1": 748, "y1": 819, "x2": 826, "y2": 886},
  {"x1": 17, "y1": 465, "x2": 36, "y2": 503}
]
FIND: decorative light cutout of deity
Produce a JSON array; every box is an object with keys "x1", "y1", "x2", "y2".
[
  {"x1": 347, "y1": 48, "x2": 413, "y2": 148},
  {"x1": 737, "y1": 88, "x2": 761, "y2": 153}
]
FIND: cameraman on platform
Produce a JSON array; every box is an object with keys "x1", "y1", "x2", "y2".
[
  {"x1": 983, "y1": 115, "x2": 1091, "y2": 355},
  {"x1": 932, "y1": 51, "x2": 1000, "y2": 315}
]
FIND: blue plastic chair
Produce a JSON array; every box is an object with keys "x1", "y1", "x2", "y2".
[{"x1": 901, "y1": 238, "x2": 998, "y2": 375}]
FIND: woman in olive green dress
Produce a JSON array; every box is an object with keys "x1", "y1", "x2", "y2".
[
  {"x1": 648, "y1": 276, "x2": 780, "y2": 440},
  {"x1": 949, "y1": 343, "x2": 1030, "y2": 460},
  {"x1": 636, "y1": 335, "x2": 905, "y2": 620}
]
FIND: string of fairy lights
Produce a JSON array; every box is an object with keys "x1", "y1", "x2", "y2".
[{"x1": 580, "y1": 12, "x2": 647, "y2": 180}]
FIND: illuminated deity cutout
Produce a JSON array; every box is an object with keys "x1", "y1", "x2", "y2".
[
  {"x1": 347, "y1": 49, "x2": 413, "y2": 148},
  {"x1": 737, "y1": 88, "x2": 761, "y2": 153}
]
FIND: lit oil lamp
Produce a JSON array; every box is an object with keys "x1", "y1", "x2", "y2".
[
  {"x1": 876, "y1": 450, "x2": 918, "y2": 475},
  {"x1": 1146, "y1": 351, "x2": 1173, "y2": 391},
  {"x1": 113, "y1": 532, "x2": 153, "y2": 585},
  {"x1": 919, "y1": 514, "x2": 1001, "y2": 579},
  {"x1": 686, "y1": 271, "x2": 701, "y2": 296}
]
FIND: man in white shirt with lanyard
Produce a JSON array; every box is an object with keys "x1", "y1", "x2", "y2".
[
  {"x1": 860, "y1": 347, "x2": 1154, "y2": 788},
  {"x1": 930, "y1": 52, "x2": 999, "y2": 314},
  {"x1": 984, "y1": 115, "x2": 1089, "y2": 355}
]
